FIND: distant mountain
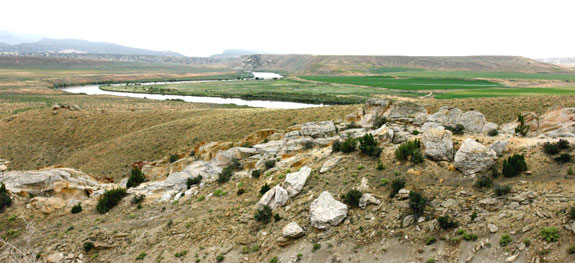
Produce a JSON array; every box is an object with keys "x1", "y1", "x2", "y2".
[
  {"x1": 0, "y1": 38, "x2": 184, "y2": 57},
  {"x1": 0, "y1": 30, "x2": 44, "y2": 45},
  {"x1": 210, "y1": 49, "x2": 274, "y2": 58}
]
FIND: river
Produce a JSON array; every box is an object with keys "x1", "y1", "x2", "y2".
[{"x1": 61, "y1": 72, "x2": 324, "y2": 109}]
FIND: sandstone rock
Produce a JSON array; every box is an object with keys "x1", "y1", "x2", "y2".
[
  {"x1": 47, "y1": 252, "x2": 64, "y2": 263},
  {"x1": 413, "y1": 113, "x2": 428, "y2": 126},
  {"x1": 421, "y1": 122, "x2": 444, "y2": 133},
  {"x1": 213, "y1": 149, "x2": 235, "y2": 167},
  {"x1": 402, "y1": 215, "x2": 415, "y2": 228},
  {"x1": 505, "y1": 254, "x2": 518, "y2": 262},
  {"x1": 490, "y1": 140, "x2": 509, "y2": 157},
  {"x1": 370, "y1": 125, "x2": 394, "y2": 144},
  {"x1": 359, "y1": 99, "x2": 391, "y2": 128},
  {"x1": 300, "y1": 121, "x2": 337, "y2": 138},
  {"x1": 344, "y1": 108, "x2": 363, "y2": 125},
  {"x1": 283, "y1": 166, "x2": 312, "y2": 197},
  {"x1": 454, "y1": 139, "x2": 497, "y2": 175},
  {"x1": 386, "y1": 100, "x2": 427, "y2": 120},
  {"x1": 0, "y1": 168, "x2": 103, "y2": 200},
  {"x1": 407, "y1": 168, "x2": 422, "y2": 176},
  {"x1": 238, "y1": 129, "x2": 279, "y2": 146},
  {"x1": 428, "y1": 106, "x2": 463, "y2": 126},
  {"x1": 488, "y1": 223, "x2": 499, "y2": 233},
  {"x1": 422, "y1": 127, "x2": 454, "y2": 161},
  {"x1": 165, "y1": 161, "x2": 222, "y2": 185},
  {"x1": 458, "y1": 111, "x2": 487, "y2": 134},
  {"x1": 256, "y1": 185, "x2": 289, "y2": 210},
  {"x1": 538, "y1": 106, "x2": 575, "y2": 136},
  {"x1": 253, "y1": 140, "x2": 283, "y2": 155},
  {"x1": 481, "y1": 122, "x2": 499, "y2": 135},
  {"x1": 195, "y1": 142, "x2": 233, "y2": 161},
  {"x1": 339, "y1": 128, "x2": 367, "y2": 138},
  {"x1": 282, "y1": 222, "x2": 305, "y2": 238},
  {"x1": 359, "y1": 193, "x2": 381, "y2": 209},
  {"x1": 310, "y1": 191, "x2": 348, "y2": 230},
  {"x1": 320, "y1": 156, "x2": 342, "y2": 173}
]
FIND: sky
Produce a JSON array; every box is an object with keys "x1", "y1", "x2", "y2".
[{"x1": 1, "y1": 0, "x2": 574, "y2": 58}]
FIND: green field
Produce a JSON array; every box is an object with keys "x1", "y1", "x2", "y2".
[
  {"x1": 382, "y1": 71, "x2": 575, "y2": 80},
  {"x1": 299, "y1": 76, "x2": 502, "y2": 91},
  {"x1": 433, "y1": 87, "x2": 575, "y2": 99},
  {"x1": 100, "y1": 78, "x2": 422, "y2": 105}
]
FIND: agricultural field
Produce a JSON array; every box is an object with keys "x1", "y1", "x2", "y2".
[
  {"x1": 381, "y1": 70, "x2": 575, "y2": 80},
  {"x1": 299, "y1": 75, "x2": 502, "y2": 91},
  {"x1": 100, "y1": 78, "x2": 421, "y2": 105},
  {"x1": 433, "y1": 87, "x2": 575, "y2": 99}
]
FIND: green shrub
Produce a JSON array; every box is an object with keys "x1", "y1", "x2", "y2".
[
  {"x1": 395, "y1": 139, "x2": 423, "y2": 163},
  {"x1": 218, "y1": 166, "x2": 234, "y2": 184},
  {"x1": 543, "y1": 142, "x2": 559, "y2": 155},
  {"x1": 216, "y1": 254, "x2": 225, "y2": 262},
  {"x1": 570, "y1": 207, "x2": 575, "y2": 219},
  {"x1": 502, "y1": 154, "x2": 527, "y2": 178},
  {"x1": 359, "y1": 133, "x2": 382, "y2": 157},
  {"x1": 463, "y1": 232, "x2": 478, "y2": 241},
  {"x1": 274, "y1": 213, "x2": 281, "y2": 221},
  {"x1": 186, "y1": 175, "x2": 202, "y2": 189},
  {"x1": 515, "y1": 113, "x2": 529, "y2": 136},
  {"x1": 445, "y1": 124, "x2": 465, "y2": 135},
  {"x1": 71, "y1": 203, "x2": 82, "y2": 214},
  {"x1": 389, "y1": 178, "x2": 406, "y2": 198},
  {"x1": 230, "y1": 158, "x2": 242, "y2": 170},
  {"x1": 409, "y1": 190, "x2": 427, "y2": 217},
  {"x1": 425, "y1": 236, "x2": 436, "y2": 245},
  {"x1": 0, "y1": 183, "x2": 13, "y2": 213},
  {"x1": 312, "y1": 243, "x2": 321, "y2": 252},
  {"x1": 213, "y1": 189, "x2": 227, "y2": 197},
  {"x1": 126, "y1": 166, "x2": 145, "y2": 188},
  {"x1": 335, "y1": 137, "x2": 357, "y2": 153},
  {"x1": 136, "y1": 252, "x2": 147, "y2": 260},
  {"x1": 488, "y1": 129, "x2": 499, "y2": 136},
  {"x1": 490, "y1": 165, "x2": 499, "y2": 178},
  {"x1": 270, "y1": 256, "x2": 279, "y2": 263},
  {"x1": 237, "y1": 188, "x2": 246, "y2": 196},
  {"x1": 555, "y1": 153, "x2": 573, "y2": 164},
  {"x1": 558, "y1": 139, "x2": 570, "y2": 149},
  {"x1": 343, "y1": 189, "x2": 362, "y2": 207},
  {"x1": 494, "y1": 184, "x2": 511, "y2": 196},
  {"x1": 169, "y1": 154, "x2": 178, "y2": 163},
  {"x1": 437, "y1": 215, "x2": 458, "y2": 229},
  {"x1": 379, "y1": 178, "x2": 389, "y2": 186},
  {"x1": 568, "y1": 246, "x2": 575, "y2": 254},
  {"x1": 251, "y1": 169, "x2": 261, "y2": 178},
  {"x1": 500, "y1": 234, "x2": 512, "y2": 247},
  {"x1": 376, "y1": 160, "x2": 385, "y2": 170},
  {"x1": 174, "y1": 250, "x2": 188, "y2": 258},
  {"x1": 264, "y1": 160, "x2": 276, "y2": 170},
  {"x1": 412, "y1": 130, "x2": 420, "y2": 135},
  {"x1": 131, "y1": 194, "x2": 145, "y2": 205},
  {"x1": 83, "y1": 241, "x2": 94, "y2": 252},
  {"x1": 373, "y1": 116, "x2": 388, "y2": 129},
  {"x1": 540, "y1": 227, "x2": 560, "y2": 242},
  {"x1": 255, "y1": 205, "x2": 273, "y2": 224},
  {"x1": 260, "y1": 183, "x2": 271, "y2": 195},
  {"x1": 426, "y1": 259, "x2": 436, "y2": 263},
  {"x1": 475, "y1": 175, "x2": 493, "y2": 188},
  {"x1": 96, "y1": 188, "x2": 127, "y2": 214}
]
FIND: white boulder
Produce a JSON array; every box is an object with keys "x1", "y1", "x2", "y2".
[{"x1": 310, "y1": 191, "x2": 348, "y2": 230}]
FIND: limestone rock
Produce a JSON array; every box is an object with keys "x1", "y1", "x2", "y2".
[
  {"x1": 359, "y1": 99, "x2": 391, "y2": 128},
  {"x1": 370, "y1": 125, "x2": 394, "y2": 144},
  {"x1": 283, "y1": 166, "x2": 312, "y2": 197},
  {"x1": 282, "y1": 222, "x2": 305, "y2": 238},
  {"x1": 339, "y1": 128, "x2": 367, "y2": 139},
  {"x1": 300, "y1": 121, "x2": 337, "y2": 138},
  {"x1": 310, "y1": 191, "x2": 348, "y2": 230},
  {"x1": 481, "y1": 122, "x2": 499, "y2": 135},
  {"x1": 320, "y1": 156, "x2": 342, "y2": 173},
  {"x1": 422, "y1": 127, "x2": 454, "y2": 161},
  {"x1": 256, "y1": 185, "x2": 289, "y2": 210},
  {"x1": 490, "y1": 140, "x2": 509, "y2": 157},
  {"x1": 488, "y1": 223, "x2": 499, "y2": 233},
  {"x1": 454, "y1": 139, "x2": 497, "y2": 175},
  {"x1": 386, "y1": 100, "x2": 427, "y2": 120},
  {"x1": 359, "y1": 193, "x2": 381, "y2": 209},
  {"x1": 458, "y1": 111, "x2": 487, "y2": 134},
  {"x1": 402, "y1": 215, "x2": 415, "y2": 228},
  {"x1": 428, "y1": 106, "x2": 463, "y2": 126},
  {"x1": 421, "y1": 122, "x2": 444, "y2": 133}
]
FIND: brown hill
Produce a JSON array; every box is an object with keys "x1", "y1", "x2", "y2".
[{"x1": 228, "y1": 54, "x2": 571, "y2": 75}]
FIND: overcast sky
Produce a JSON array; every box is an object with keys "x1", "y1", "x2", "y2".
[{"x1": 1, "y1": 0, "x2": 573, "y2": 58}]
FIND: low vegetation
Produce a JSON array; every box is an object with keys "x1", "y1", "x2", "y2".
[
  {"x1": 126, "y1": 166, "x2": 145, "y2": 188},
  {"x1": 0, "y1": 184, "x2": 12, "y2": 213},
  {"x1": 437, "y1": 215, "x2": 458, "y2": 229},
  {"x1": 358, "y1": 133, "x2": 382, "y2": 157},
  {"x1": 343, "y1": 189, "x2": 362, "y2": 207},
  {"x1": 71, "y1": 203, "x2": 83, "y2": 214},
  {"x1": 255, "y1": 205, "x2": 273, "y2": 224},
  {"x1": 395, "y1": 139, "x2": 423, "y2": 163},
  {"x1": 96, "y1": 188, "x2": 128, "y2": 214},
  {"x1": 332, "y1": 137, "x2": 357, "y2": 153},
  {"x1": 502, "y1": 154, "x2": 527, "y2": 177},
  {"x1": 389, "y1": 178, "x2": 406, "y2": 198}
]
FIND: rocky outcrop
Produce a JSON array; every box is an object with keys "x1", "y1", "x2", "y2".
[
  {"x1": 359, "y1": 193, "x2": 381, "y2": 209},
  {"x1": 538, "y1": 106, "x2": 575, "y2": 137},
  {"x1": 359, "y1": 99, "x2": 391, "y2": 128},
  {"x1": 0, "y1": 168, "x2": 103, "y2": 199},
  {"x1": 458, "y1": 111, "x2": 487, "y2": 134},
  {"x1": 370, "y1": 125, "x2": 394, "y2": 144},
  {"x1": 256, "y1": 185, "x2": 289, "y2": 210},
  {"x1": 0, "y1": 159, "x2": 8, "y2": 172},
  {"x1": 386, "y1": 101, "x2": 427, "y2": 121},
  {"x1": 427, "y1": 106, "x2": 463, "y2": 126},
  {"x1": 422, "y1": 128, "x2": 454, "y2": 161},
  {"x1": 300, "y1": 121, "x2": 337, "y2": 138},
  {"x1": 339, "y1": 128, "x2": 367, "y2": 139},
  {"x1": 310, "y1": 191, "x2": 348, "y2": 230},
  {"x1": 165, "y1": 161, "x2": 222, "y2": 185},
  {"x1": 283, "y1": 166, "x2": 312, "y2": 197},
  {"x1": 490, "y1": 140, "x2": 509, "y2": 157},
  {"x1": 454, "y1": 139, "x2": 497, "y2": 175}
]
